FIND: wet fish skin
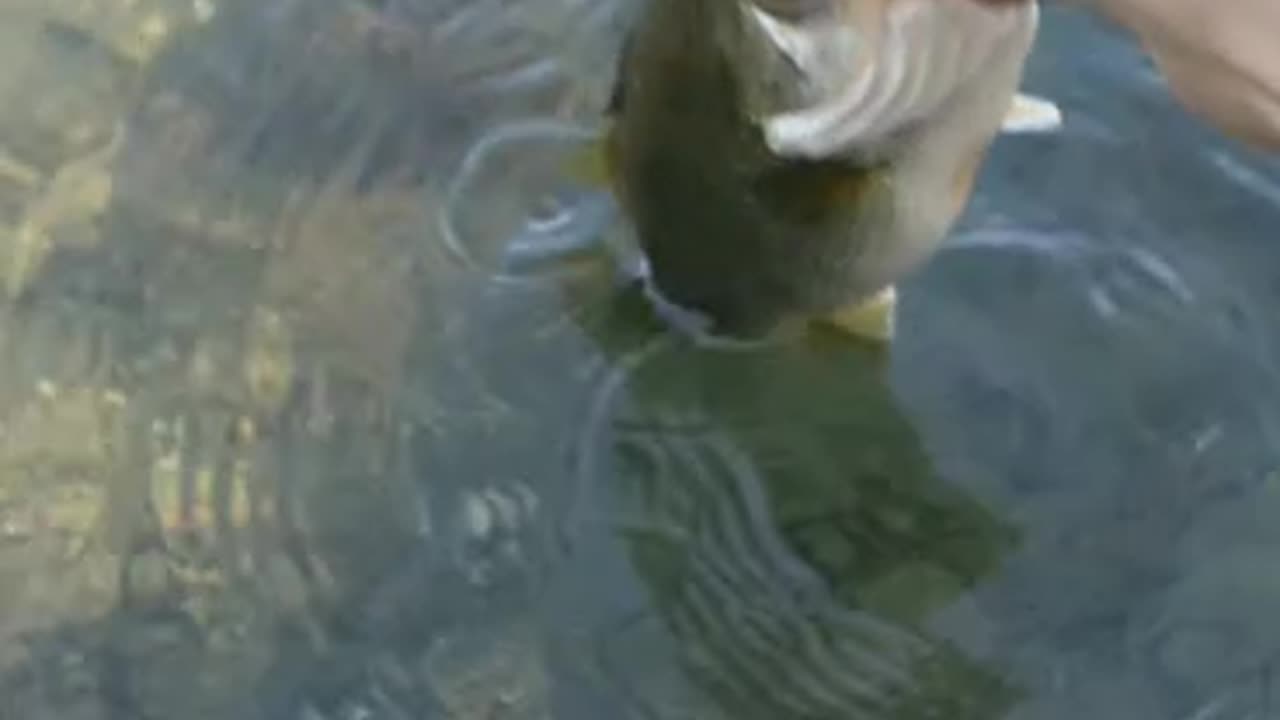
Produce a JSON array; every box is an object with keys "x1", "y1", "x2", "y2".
[{"x1": 594, "y1": 0, "x2": 1050, "y2": 341}]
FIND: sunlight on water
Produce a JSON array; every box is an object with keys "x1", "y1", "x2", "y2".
[{"x1": 1, "y1": 0, "x2": 1280, "y2": 719}]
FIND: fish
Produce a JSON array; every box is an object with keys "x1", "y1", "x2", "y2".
[{"x1": 574, "y1": 0, "x2": 1061, "y2": 344}]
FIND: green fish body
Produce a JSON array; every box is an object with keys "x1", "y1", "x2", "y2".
[{"x1": 599, "y1": 0, "x2": 1057, "y2": 340}]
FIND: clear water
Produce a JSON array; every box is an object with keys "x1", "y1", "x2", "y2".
[{"x1": 2, "y1": 1, "x2": 1280, "y2": 719}]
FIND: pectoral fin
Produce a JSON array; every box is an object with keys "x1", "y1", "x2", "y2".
[
  {"x1": 565, "y1": 135, "x2": 612, "y2": 187},
  {"x1": 754, "y1": 158, "x2": 886, "y2": 223},
  {"x1": 564, "y1": 28, "x2": 630, "y2": 190},
  {"x1": 822, "y1": 286, "x2": 897, "y2": 343},
  {"x1": 1001, "y1": 93, "x2": 1063, "y2": 134}
]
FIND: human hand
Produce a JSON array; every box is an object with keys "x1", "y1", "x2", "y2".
[{"x1": 1083, "y1": 0, "x2": 1280, "y2": 150}]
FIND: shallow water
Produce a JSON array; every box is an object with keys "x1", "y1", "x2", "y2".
[{"x1": 2, "y1": 1, "x2": 1280, "y2": 718}]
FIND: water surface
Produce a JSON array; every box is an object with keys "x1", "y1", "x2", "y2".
[{"x1": 2, "y1": 1, "x2": 1280, "y2": 719}]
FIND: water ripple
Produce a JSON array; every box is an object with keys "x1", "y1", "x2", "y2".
[
  {"x1": 947, "y1": 225, "x2": 1198, "y2": 321},
  {"x1": 442, "y1": 121, "x2": 620, "y2": 282}
]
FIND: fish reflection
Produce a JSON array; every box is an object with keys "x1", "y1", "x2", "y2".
[{"x1": 564, "y1": 276, "x2": 1023, "y2": 718}]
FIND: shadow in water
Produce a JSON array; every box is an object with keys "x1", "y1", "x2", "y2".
[{"x1": 545, "y1": 269, "x2": 1024, "y2": 719}]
